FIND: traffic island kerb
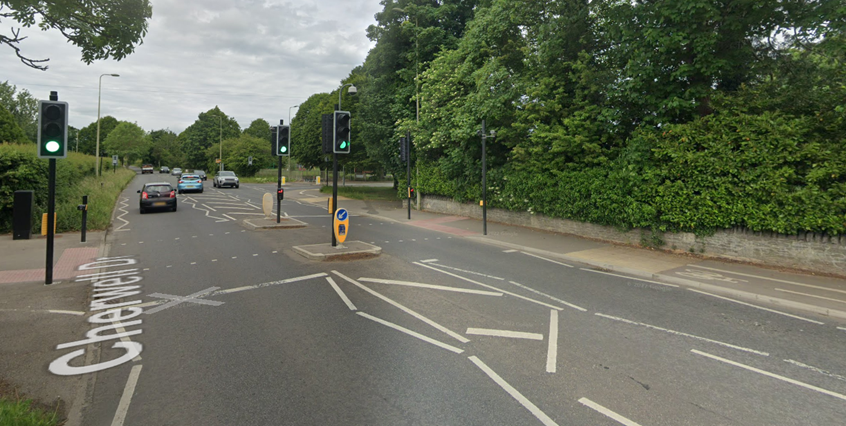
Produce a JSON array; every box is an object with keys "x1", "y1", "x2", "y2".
[
  {"x1": 243, "y1": 217, "x2": 307, "y2": 230},
  {"x1": 292, "y1": 241, "x2": 381, "y2": 261}
]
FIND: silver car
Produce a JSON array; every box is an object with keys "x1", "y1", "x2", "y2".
[{"x1": 213, "y1": 171, "x2": 239, "y2": 188}]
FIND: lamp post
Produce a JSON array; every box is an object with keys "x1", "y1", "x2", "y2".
[
  {"x1": 288, "y1": 104, "x2": 299, "y2": 172},
  {"x1": 331, "y1": 84, "x2": 356, "y2": 247},
  {"x1": 478, "y1": 121, "x2": 496, "y2": 236},
  {"x1": 95, "y1": 73, "x2": 119, "y2": 177}
]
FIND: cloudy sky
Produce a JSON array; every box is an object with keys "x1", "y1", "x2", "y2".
[{"x1": 1, "y1": 0, "x2": 385, "y2": 133}]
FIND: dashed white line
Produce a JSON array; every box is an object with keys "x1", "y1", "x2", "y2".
[
  {"x1": 252, "y1": 254, "x2": 258, "y2": 257},
  {"x1": 47, "y1": 310, "x2": 85, "y2": 316},
  {"x1": 466, "y1": 328, "x2": 543, "y2": 340},
  {"x1": 688, "y1": 288, "x2": 824, "y2": 324},
  {"x1": 469, "y1": 356, "x2": 558, "y2": 426},
  {"x1": 415, "y1": 262, "x2": 564, "y2": 311},
  {"x1": 596, "y1": 313, "x2": 769, "y2": 356},
  {"x1": 166, "y1": 265, "x2": 172, "y2": 268},
  {"x1": 359, "y1": 278, "x2": 503, "y2": 296},
  {"x1": 578, "y1": 398, "x2": 641, "y2": 426},
  {"x1": 272, "y1": 251, "x2": 278, "y2": 254},
  {"x1": 358, "y1": 312, "x2": 463, "y2": 354},
  {"x1": 231, "y1": 256, "x2": 237, "y2": 259},
  {"x1": 503, "y1": 249, "x2": 518, "y2": 253},
  {"x1": 110, "y1": 364, "x2": 143, "y2": 426},
  {"x1": 581, "y1": 268, "x2": 678, "y2": 288},
  {"x1": 547, "y1": 310, "x2": 558, "y2": 373},
  {"x1": 420, "y1": 259, "x2": 439, "y2": 263},
  {"x1": 692, "y1": 349, "x2": 846, "y2": 402},
  {"x1": 212, "y1": 259, "x2": 217, "y2": 262},
  {"x1": 332, "y1": 271, "x2": 470, "y2": 343},
  {"x1": 327, "y1": 277, "x2": 356, "y2": 311},
  {"x1": 838, "y1": 327, "x2": 846, "y2": 332},
  {"x1": 190, "y1": 262, "x2": 196, "y2": 265}
]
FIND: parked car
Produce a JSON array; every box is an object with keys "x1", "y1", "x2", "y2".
[
  {"x1": 171, "y1": 167, "x2": 182, "y2": 176},
  {"x1": 160, "y1": 166, "x2": 170, "y2": 174},
  {"x1": 141, "y1": 164, "x2": 154, "y2": 174},
  {"x1": 213, "y1": 171, "x2": 239, "y2": 188},
  {"x1": 138, "y1": 182, "x2": 177, "y2": 213},
  {"x1": 195, "y1": 170, "x2": 207, "y2": 181},
  {"x1": 177, "y1": 174, "x2": 204, "y2": 194}
]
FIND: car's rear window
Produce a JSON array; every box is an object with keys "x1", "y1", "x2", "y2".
[
  {"x1": 182, "y1": 175, "x2": 201, "y2": 180},
  {"x1": 219, "y1": 172, "x2": 235, "y2": 176},
  {"x1": 145, "y1": 185, "x2": 172, "y2": 193}
]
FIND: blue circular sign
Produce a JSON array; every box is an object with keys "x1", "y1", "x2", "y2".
[{"x1": 336, "y1": 209, "x2": 348, "y2": 221}]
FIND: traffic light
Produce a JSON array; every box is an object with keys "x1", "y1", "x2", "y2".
[
  {"x1": 270, "y1": 126, "x2": 278, "y2": 155},
  {"x1": 277, "y1": 125, "x2": 290, "y2": 156},
  {"x1": 37, "y1": 100, "x2": 68, "y2": 159},
  {"x1": 333, "y1": 111, "x2": 351, "y2": 154},
  {"x1": 408, "y1": 187, "x2": 415, "y2": 198},
  {"x1": 400, "y1": 137, "x2": 408, "y2": 162}
]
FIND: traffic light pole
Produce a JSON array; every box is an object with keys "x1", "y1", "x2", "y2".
[
  {"x1": 46, "y1": 158, "x2": 56, "y2": 284},
  {"x1": 407, "y1": 131, "x2": 411, "y2": 220},
  {"x1": 332, "y1": 152, "x2": 338, "y2": 247},
  {"x1": 482, "y1": 120, "x2": 487, "y2": 236},
  {"x1": 277, "y1": 156, "x2": 282, "y2": 224}
]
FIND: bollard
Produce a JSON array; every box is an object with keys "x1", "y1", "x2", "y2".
[{"x1": 78, "y1": 195, "x2": 88, "y2": 242}]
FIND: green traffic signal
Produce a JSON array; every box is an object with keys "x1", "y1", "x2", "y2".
[
  {"x1": 339, "y1": 141, "x2": 348, "y2": 149},
  {"x1": 38, "y1": 101, "x2": 68, "y2": 159}
]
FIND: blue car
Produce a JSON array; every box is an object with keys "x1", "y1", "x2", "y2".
[{"x1": 177, "y1": 174, "x2": 204, "y2": 194}]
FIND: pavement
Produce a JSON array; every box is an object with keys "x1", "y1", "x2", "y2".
[{"x1": 2, "y1": 183, "x2": 846, "y2": 423}]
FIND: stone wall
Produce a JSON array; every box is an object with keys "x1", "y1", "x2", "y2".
[{"x1": 415, "y1": 195, "x2": 846, "y2": 276}]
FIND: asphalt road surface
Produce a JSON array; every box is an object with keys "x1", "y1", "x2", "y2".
[{"x1": 79, "y1": 173, "x2": 846, "y2": 426}]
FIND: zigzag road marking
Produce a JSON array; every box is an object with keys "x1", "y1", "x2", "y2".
[
  {"x1": 183, "y1": 196, "x2": 228, "y2": 222},
  {"x1": 114, "y1": 197, "x2": 131, "y2": 231}
]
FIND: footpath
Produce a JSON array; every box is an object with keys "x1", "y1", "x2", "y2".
[{"x1": 333, "y1": 196, "x2": 846, "y2": 324}]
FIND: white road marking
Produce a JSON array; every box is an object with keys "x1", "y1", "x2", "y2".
[
  {"x1": 190, "y1": 262, "x2": 196, "y2": 265},
  {"x1": 415, "y1": 262, "x2": 564, "y2": 311},
  {"x1": 272, "y1": 251, "x2": 278, "y2": 254},
  {"x1": 581, "y1": 268, "x2": 678, "y2": 287},
  {"x1": 358, "y1": 312, "x2": 464, "y2": 354},
  {"x1": 111, "y1": 322, "x2": 142, "y2": 362},
  {"x1": 466, "y1": 328, "x2": 543, "y2": 340},
  {"x1": 212, "y1": 259, "x2": 217, "y2": 262},
  {"x1": 692, "y1": 349, "x2": 846, "y2": 402},
  {"x1": 431, "y1": 263, "x2": 505, "y2": 280},
  {"x1": 191, "y1": 236, "x2": 197, "y2": 238},
  {"x1": 138, "y1": 241, "x2": 144, "y2": 244},
  {"x1": 503, "y1": 249, "x2": 518, "y2": 253},
  {"x1": 223, "y1": 214, "x2": 237, "y2": 221},
  {"x1": 687, "y1": 288, "x2": 824, "y2": 324},
  {"x1": 212, "y1": 273, "x2": 329, "y2": 295},
  {"x1": 508, "y1": 281, "x2": 587, "y2": 312},
  {"x1": 252, "y1": 254, "x2": 258, "y2": 257},
  {"x1": 225, "y1": 232, "x2": 230, "y2": 234},
  {"x1": 145, "y1": 287, "x2": 224, "y2": 314},
  {"x1": 469, "y1": 356, "x2": 558, "y2": 426},
  {"x1": 113, "y1": 197, "x2": 131, "y2": 232},
  {"x1": 420, "y1": 259, "x2": 439, "y2": 263},
  {"x1": 121, "y1": 243, "x2": 126, "y2": 246},
  {"x1": 166, "y1": 265, "x2": 172, "y2": 268},
  {"x1": 143, "y1": 268, "x2": 149, "y2": 271},
  {"x1": 232, "y1": 256, "x2": 237, "y2": 259},
  {"x1": 183, "y1": 197, "x2": 228, "y2": 222},
  {"x1": 47, "y1": 310, "x2": 85, "y2": 316},
  {"x1": 784, "y1": 359, "x2": 846, "y2": 383},
  {"x1": 359, "y1": 278, "x2": 503, "y2": 296},
  {"x1": 327, "y1": 277, "x2": 356, "y2": 310},
  {"x1": 398, "y1": 240, "x2": 403, "y2": 242},
  {"x1": 110, "y1": 364, "x2": 143, "y2": 426},
  {"x1": 775, "y1": 288, "x2": 846, "y2": 305},
  {"x1": 174, "y1": 237, "x2": 179, "y2": 240},
  {"x1": 201, "y1": 204, "x2": 217, "y2": 211},
  {"x1": 687, "y1": 264, "x2": 846, "y2": 295},
  {"x1": 332, "y1": 271, "x2": 470, "y2": 343},
  {"x1": 522, "y1": 251, "x2": 573, "y2": 268},
  {"x1": 838, "y1": 327, "x2": 846, "y2": 332},
  {"x1": 595, "y1": 313, "x2": 769, "y2": 356},
  {"x1": 225, "y1": 212, "x2": 264, "y2": 216},
  {"x1": 578, "y1": 398, "x2": 641, "y2": 426},
  {"x1": 547, "y1": 310, "x2": 558, "y2": 373}
]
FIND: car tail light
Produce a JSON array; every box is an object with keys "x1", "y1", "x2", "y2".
[
  {"x1": 178, "y1": 180, "x2": 183, "y2": 184},
  {"x1": 142, "y1": 192, "x2": 148, "y2": 199},
  {"x1": 169, "y1": 190, "x2": 176, "y2": 198}
]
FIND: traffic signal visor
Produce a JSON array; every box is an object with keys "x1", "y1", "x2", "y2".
[
  {"x1": 38, "y1": 100, "x2": 68, "y2": 159},
  {"x1": 334, "y1": 111, "x2": 351, "y2": 153}
]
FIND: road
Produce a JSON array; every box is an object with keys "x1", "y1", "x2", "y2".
[{"x1": 78, "y1": 173, "x2": 846, "y2": 426}]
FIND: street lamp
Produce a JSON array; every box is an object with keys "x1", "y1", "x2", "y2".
[
  {"x1": 478, "y1": 121, "x2": 496, "y2": 236},
  {"x1": 338, "y1": 84, "x2": 356, "y2": 110},
  {"x1": 95, "y1": 73, "x2": 119, "y2": 177},
  {"x1": 288, "y1": 104, "x2": 299, "y2": 172}
]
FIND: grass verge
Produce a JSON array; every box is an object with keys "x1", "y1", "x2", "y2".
[
  {"x1": 0, "y1": 397, "x2": 61, "y2": 426},
  {"x1": 54, "y1": 168, "x2": 136, "y2": 232},
  {"x1": 318, "y1": 185, "x2": 399, "y2": 201}
]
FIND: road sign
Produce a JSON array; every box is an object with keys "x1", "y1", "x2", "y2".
[
  {"x1": 248, "y1": 156, "x2": 253, "y2": 166},
  {"x1": 215, "y1": 158, "x2": 221, "y2": 164},
  {"x1": 112, "y1": 155, "x2": 118, "y2": 165},
  {"x1": 333, "y1": 208, "x2": 349, "y2": 244}
]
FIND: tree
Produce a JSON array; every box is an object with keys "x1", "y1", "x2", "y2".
[
  {"x1": 0, "y1": 81, "x2": 38, "y2": 142},
  {"x1": 243, "y1": 118, "x2": 271, "y2": 141},
  {"x1": 290, "y1": 92, "x2": 334, "y2": 170},
  {"x1": 0, "y1": 102, "x2": 26, "y2": 143},
  {"x1": 76, "y1": 116, "x2": 119, "y2": 156},
  {"x1": 102, "y1": 121, "x2": 147, "y2": 164},
  {"x1": 1, "y1": 0, "x2": 153, "y2": 70},
  {"x1": 143, "y1": 129, "x2": 180, "y2": 167},
  {"x1": 178, "y1": 107, "x2": 240, "y2": 169},
  {"x1": 214, "y1": 135, "x2": 272, "y2": 177}
]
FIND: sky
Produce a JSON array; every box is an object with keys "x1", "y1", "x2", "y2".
[{"x1": 0, "y1": 0, "x2": 385, "y2": 133}]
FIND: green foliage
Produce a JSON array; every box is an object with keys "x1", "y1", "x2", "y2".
[
  {"x1": 290, "y1": 92, "x2": 335, "y2": 170},
  {"x1": 0, "y1": 81, "x2": 38, "y2": 142},
  {"x1": 243, "y1": 118, "x2": 271, "y2": 141},
  {"x1": 0, "y1": 396, "x2": 60, "y2": 426},
  {"x1": 318, "y1": 185, "x2": 399, "y2": 201},
  {"x1": 102, "y1": 121, "x2": 147, "y2": 163},
  {"x1": 55, "y1": 168, "x2": 135, "y2": 232},
  {"x1": 76, "y1": 116, "x2": 119, "y2": 156},
  {"x1": 3, "y1": 0, "x2": 152, "y2": 70},
  {"x1": 216, "y1": 134, "x2": 273, "y2": 177},
  {"x1": 178, "y1": 107, "x2": 241, "y2": 169},
  {"x1": 0, "y1": 103, "x2": 27, "y2": 143}
]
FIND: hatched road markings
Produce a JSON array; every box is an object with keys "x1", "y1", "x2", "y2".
[
  {"x1": 578, "y1": 398, "x2": 641, "y2": 426},
  {"x1": 688, "y1": 288, "x2": 824, "y2": 325}
]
